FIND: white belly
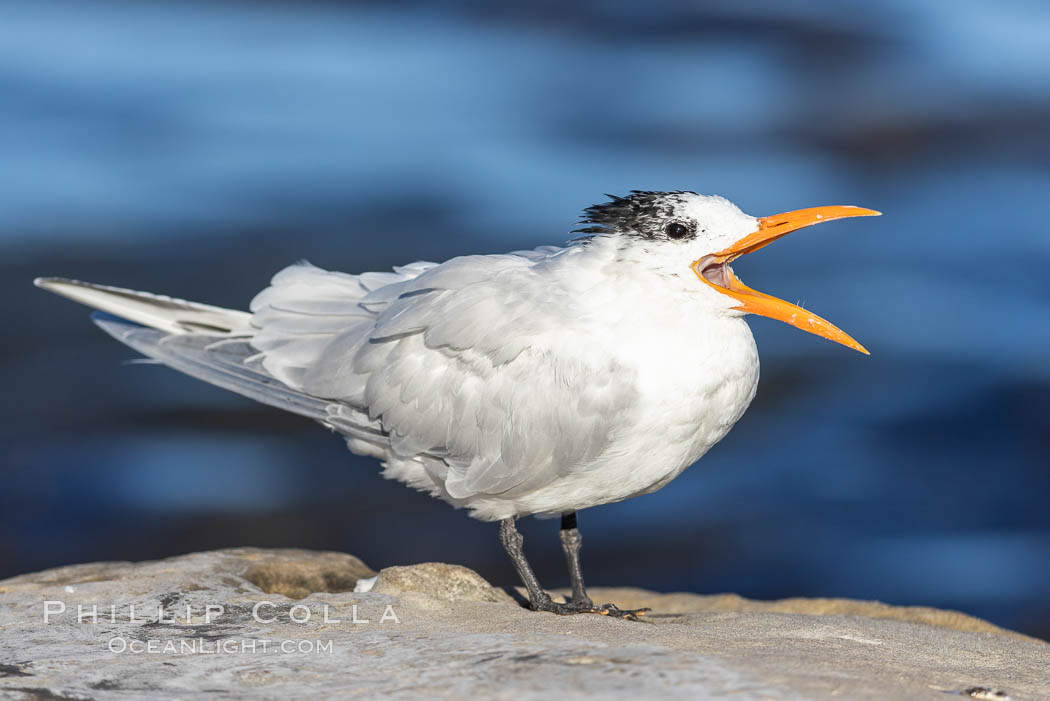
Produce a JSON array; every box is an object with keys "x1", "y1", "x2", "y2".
[
  {"x1": 439, "y1": 313, "x2": 760, "y2": 520},
  {"x1": 367, "y1": 255, "x2": 764, "y2": 521}
]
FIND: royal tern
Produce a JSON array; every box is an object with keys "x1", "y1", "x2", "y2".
[{"x1": 36, "y1": 191, "x2": 878, "y2": 617}]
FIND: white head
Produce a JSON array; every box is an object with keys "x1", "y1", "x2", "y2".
[{"x1": 576, "y1": 191, "x2": 880, "y2": 354}]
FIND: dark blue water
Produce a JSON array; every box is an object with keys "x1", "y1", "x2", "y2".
[{"x1": 3, "y1": 1, "x2": 1049, "y2": 637}]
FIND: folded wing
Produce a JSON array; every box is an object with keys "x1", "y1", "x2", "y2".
[{"x1": 252, "y1": 252, "x2": 636, "y2": 501}]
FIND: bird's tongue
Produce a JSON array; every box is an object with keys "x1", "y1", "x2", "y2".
[
  {"x1": 699, "y1": 260, "x2": 733, "y2": 288},
  {"x1": 691, "y1": 205, "x2": 880, "y2": 355}
]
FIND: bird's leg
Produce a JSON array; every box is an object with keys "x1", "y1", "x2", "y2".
[
  {"x1": 557, "y1": 512, "x2": 649, "y2": 618},
  {"x1": 498, "y1": 518, "x2": 556, "y2": 610},
  {"x1": 498, "y1": 517, "x2": 649, "y2": 620},
  {"x1": 559, "y1": 512, "x2": 593, "y2": 608}
]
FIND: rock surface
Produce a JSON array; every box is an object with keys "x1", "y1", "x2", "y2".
[{"x1": 0, "y1": 548, "x2": 1046, "y2": 700}]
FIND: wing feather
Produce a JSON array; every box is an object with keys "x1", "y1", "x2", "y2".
[{"x1": 239, "y1": 248, "x2": 637, "y2": 503}]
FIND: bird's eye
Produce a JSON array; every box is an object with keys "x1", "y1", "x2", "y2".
[{"x1": 664, "y1": 221, "x2": 692, "y2": 240}]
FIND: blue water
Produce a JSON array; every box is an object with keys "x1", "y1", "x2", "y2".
[{"x1": 2, "y1": 0, "x2": 1049, "y2": 636}]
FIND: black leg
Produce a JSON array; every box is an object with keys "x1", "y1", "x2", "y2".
[
  {"x1": 498, "y1": 516, "x2": 649, "y2": 620},
  {"x1": 499, "y1": 518, "x2": 555, "y2": 611},
  {"x1": 559, "y1": 512, "x2": 593, "y2": 607}
]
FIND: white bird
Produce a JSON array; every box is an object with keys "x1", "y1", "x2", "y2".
[{"x1": 35, "y1": 191, "x2": 878, "y2": 617}]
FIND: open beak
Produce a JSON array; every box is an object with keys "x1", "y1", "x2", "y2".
[{"x1": 691, "y1": 205, "x2": 880, "y2": 354}]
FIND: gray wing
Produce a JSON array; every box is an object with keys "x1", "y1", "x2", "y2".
[
  {"x1": 91, "y1": 313, "x2": 389, "y2": 450},
  {"x1": 252, "y1": 252, "x2": 637, "y2": 500},
  {"x1": 93, "y1": 313, "x2": 333, "y2": 420},
  {"x1": 80, "y1": 249, "x2": 636, "y2": 502}
]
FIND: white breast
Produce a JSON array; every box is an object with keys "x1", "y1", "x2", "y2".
[{"x1": 453, "y1": 266, "x2": 761, "y2": 520}]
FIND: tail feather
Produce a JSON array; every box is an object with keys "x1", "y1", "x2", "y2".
[
  {"x1": 92, "y1": 312, "x2": 336, "y2": 422},
  {"x1": 34, "y1": 277, "x2": 252, "y2": 335},
  {"x1": 35, "y1": 271, "x2": 394, "y2": 456}
]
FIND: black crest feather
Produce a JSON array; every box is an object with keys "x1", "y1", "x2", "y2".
[{"x1": 575, "y1": 190, "x2": 696, "y2": 240}]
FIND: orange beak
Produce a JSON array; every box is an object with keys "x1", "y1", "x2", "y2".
[{"x1": 691, "y1": 205, "x2": 880, "y2": 354}]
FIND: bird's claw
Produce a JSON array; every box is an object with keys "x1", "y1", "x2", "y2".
[
  {"x1": 593, "y1": 603, "x2": 650, "y2": 620},
  {"x1": 530, "y1": 596, "x2": 650, "y2": 621}
]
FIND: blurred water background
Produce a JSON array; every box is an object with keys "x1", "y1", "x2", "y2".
[{"x1": 2, "y1": 0, "x2": 1049, "y2": 637}]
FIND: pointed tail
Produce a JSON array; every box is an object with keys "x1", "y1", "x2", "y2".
[
  {"x1": 33, "y1": 276, "x2": 341, "y2": 423},
  {"x1": 34, "y1": 277, "x2": 252, "y2": 335}
]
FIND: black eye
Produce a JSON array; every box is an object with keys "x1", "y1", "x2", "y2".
[{"x1": 664, "y1": 221, "x2": 691, "y2": 239}]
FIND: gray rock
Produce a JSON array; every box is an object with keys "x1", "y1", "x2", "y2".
[
  {"x1": 0, "y1": 548, "x2": 1046, "y2": 700},
  {"x1": 372, "y1": 562, "x2": 513, "y2": 605}
]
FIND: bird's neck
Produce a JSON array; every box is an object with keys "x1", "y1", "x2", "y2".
[{"x1": 549, "y1": 236, "x2": 740, "y2": 319}]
